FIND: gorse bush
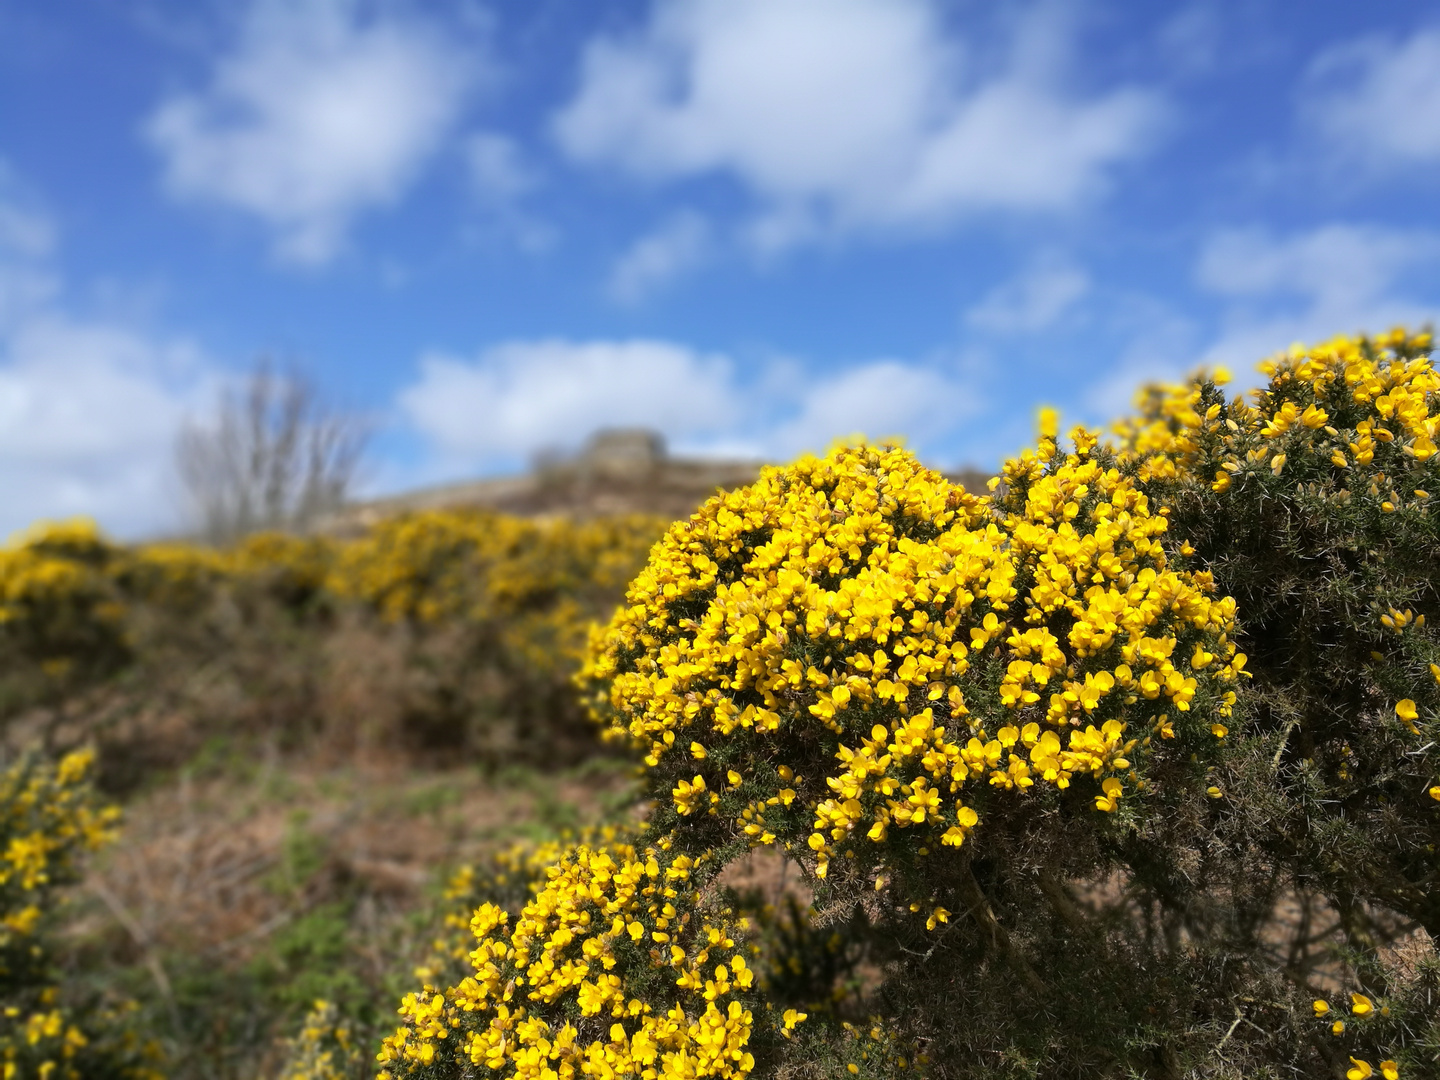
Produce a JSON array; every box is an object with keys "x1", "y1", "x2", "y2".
[
  {"x1": 329, "y1": 512, "x2": 661, "y2": 760},
  {"x1": 582, "y1": 436, "x2": 1245, "y2": 881},
  {"x1": 377, "y1": 838, "x2": 770, "y2": 1080},
  {"x1": 0, "y1": 748, "x2": 159, "y2": 1079},
  {"x1": 380, "y1": 329, "x2": 1440, "y2": 1079},
  {"x1": 0, "y1": 511, "x2": 664, "y2": 773},
  {"x1": 0, "y1": 521, "x2": 131, "y2": 703},
  {"x1": 1117, "y1": 329, "x2": 1440, "y2": 939},
  {"x1": 372, "y1": 827, "x2": 884, "y2": 1080},
  {"x1": 6, "y1": 330, "x2": 1440, "y2": 1077}
]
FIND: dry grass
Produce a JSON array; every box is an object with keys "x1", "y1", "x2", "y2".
[{"x1": 58, "y1": 744, "x2": 635, "y2": 1079}]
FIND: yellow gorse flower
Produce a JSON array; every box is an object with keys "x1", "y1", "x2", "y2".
[
  {"x1": 378, "y1": 840, "x2": 767, "y2": 1079},
  {"x1": 1114, "y1": 327, "x2": 1440, "y2": 814},
  {"x1": 1395, "y1": 699, "x2": 1420, "y2": 735},
  {"x1": 582, "y1": 438, "x2": 1240, "y2": 886},
  {"x1": 276, "y1": 1000, "x2": 361, "y2": 1080},
  {"x1": 0, "y1": 751, "x2": 159, "y2": 1080}
]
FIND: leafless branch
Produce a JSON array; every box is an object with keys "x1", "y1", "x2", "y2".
[{"x1": 177, "y1": 359, "x2": 368, "y2": 543}]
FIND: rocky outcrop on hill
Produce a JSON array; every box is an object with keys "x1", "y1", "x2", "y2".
[{"x1": 317, "y1": 429, "x2": 991, "y2": 534}]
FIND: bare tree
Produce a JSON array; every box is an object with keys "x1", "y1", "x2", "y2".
[{"x1": 177, "y1": 360, "x2": 369, "y2": 543}]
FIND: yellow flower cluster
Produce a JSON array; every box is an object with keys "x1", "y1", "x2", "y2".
[
  {"x1": 583, "y1": 439, "x2": 1241, "y2": 881},
  {"x1": 323, "y1": 511, "x2": 664, "y2": 677},
  {"x1": 414, "y1": 825, "x2": 639, "y2": 990},
  {"x1": 114, "y1": 541, "x2": 229, "y2": 614},
  {"x1": 334, "y1": 511, "x2": 656, "y2": 612},
  {"x1": 0, "y1": 749, "x2": 118, "y2": 922},
  {"x1": 276, "y1": 1000, "x2": 362, "y2": 1080},
  {"x1": 378, "y1": 839, "x2": 767, "y2": 1080},
  {"x1": 0, "y1": 751, "x2": 159, "y2": 1080},
  {"x1": 1116, "y1": 328, "x2": 1436, "y2": 500},
  {"x1": 1113, "y1": 327, "x2": 1440, "y2": 793},
  {"x1": 0, "y1": 520, "x2": 128, "y2": 679},
  {"x1": 331, "y1": 511, "x2": 534, "y2": 624},
  {"x1": 1311, "y1": 995, "x2": 1400, "y2": 1078}
]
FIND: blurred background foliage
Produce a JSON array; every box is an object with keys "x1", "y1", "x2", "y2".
[
  {"x1": 3, "y1": 330, "x2": 1440, "y2": 1079},
  {"x1": 0, "y1": 507, "x2": 662, "y2": 1078},
  {"x1": 0, "y1": 509, "x2": 663, "y2": 779}
]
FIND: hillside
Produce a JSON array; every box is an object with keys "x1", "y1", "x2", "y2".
[{"x1": 317, "y1": 428, "x2": 992, "y2": 533}]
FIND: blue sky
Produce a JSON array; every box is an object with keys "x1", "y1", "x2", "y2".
[{"x1": 0, "y1": 0, "x2": 1437, "y2": 537}]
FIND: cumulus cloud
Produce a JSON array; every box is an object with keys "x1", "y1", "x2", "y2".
[
  {"x1": 1081, "y1": 226, "x2": 1440, "y2": 423},
  {"x1": 967, "y1": 256, "x2": 1090, "y2": 334},
  {"x1": 554, "y1": 0, "x2": 1162, "y2": 247},
  {"x1": 771, "y1": 360, "x2": 976, "y2": 457},
  {"x1": 399, "y1": 339, "x2": 740, "y2": 468},
  {"x1": 1194, "y1": 223, "x2": 1440, "y2": 369},
  {"x1": 606, "y1": 211, "x2": 710, "y2": 303},
  {"x1": 147, "y1": 0, "x2": 475, "y2": 264},
  {"x1": 0, "y1": 170, "x2": 211, "y2": 539},
  {"x1": 1304, "y1": 27, "x2": 1440, "y2": 167},
  {"x1": 398, "y1": 337, "x2": 978, "y2": 476}
]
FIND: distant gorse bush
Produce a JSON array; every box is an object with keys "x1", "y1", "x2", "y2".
[{"x1": 0, "y1": 510, "x2": 664, "y2": 776}]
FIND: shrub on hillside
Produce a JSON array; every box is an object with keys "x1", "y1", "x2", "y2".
[
  {"x1": 0, "y1": 511, "x2": 665, "y2": 775},
  {"x1": 1118, "y1": 329, "x2": 1440, "y2": 940},
  {"x1": 0, "y1": 748, "x2": 160, "y2": 1079},
  {"x1": 382, "y1": 330, "x2": 1440, "y2": 1079},
  {"x1": 330, "y1": 512, "x2": 661, "y2": 761},
  {"x1": 0, "y1": 521, "x2": 130, "y2": 710}
]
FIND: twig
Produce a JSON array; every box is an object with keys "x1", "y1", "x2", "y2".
[
  {"x1": 1271, "y1": 720, "x2": 1299, "y2": 772},
  {"x1": 1214, "y1": 1010, "x2": 1244, "y2": 1051},
  {"x1": 90, "y1": 876, "x2": 182, "y2": 1036},
  {"x1": 957, "y1": 863, "x2": 1048, "y2": 997}
]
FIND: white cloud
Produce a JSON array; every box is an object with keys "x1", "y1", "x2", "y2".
[
  {"x1": 607, "y1": 211, "x2": 710, "y2": 303},
  {"x1": 772, "y1": 360, "x2": 977, "y2": 458},
  {"x1": 399, "y1": 339, "x2": 740, "y2": 467},
  {"x1": 1081, "y1": 226, "x2": 1440, "y2": 425},
  {"x1": 0, "y1": 169, "x2": 212, "y2": 539},
  {"x1": 1305, "y1": 27, "x2": 1440, "y2": 166},
  {"x1": 147, "y1": 0, "x2": 475, "y2": 264},
  {"x1": 967, "y1": 256, "x2": 1089, "y2": 334},
  {"x1": 465, "y1": 132, "x2": 534, "y2": 202},
  {"x1": 398, "y1": 337, "x2": 979, "y2": 476},
  {"x1": 1194, "y1": 224, "x2": 1440, "y2": 369},
  {"x1": 554, "y1": 0, "x2": 1162, "y2": 247}
]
